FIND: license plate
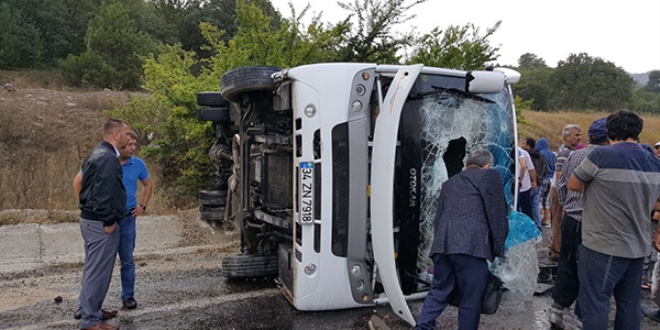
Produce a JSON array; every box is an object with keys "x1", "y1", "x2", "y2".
[{"x1": 299, "y1": 162, "x2": 314, "y2": 224}]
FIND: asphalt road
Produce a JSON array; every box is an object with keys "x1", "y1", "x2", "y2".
[{"x1": 2, "y1": 214, "x2": 660, "y2": 329}]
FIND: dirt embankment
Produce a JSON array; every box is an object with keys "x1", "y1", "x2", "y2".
[{"x1": 0, "y1": 71, "x2": 171, "y2": 224}]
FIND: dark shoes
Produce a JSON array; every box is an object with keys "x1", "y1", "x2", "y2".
[
  {"x1": 73, "y1": 307, "x2": 118, "y2": 320},
  {"x1": 81, "y1": 322, "x2": 119, "y2": 330},
  {"x1": 122, "y1": 297, "x2": 138, "y2": 310},
  {"x1": 642, "y1": 304, "x2": 660, "y2": 323}
]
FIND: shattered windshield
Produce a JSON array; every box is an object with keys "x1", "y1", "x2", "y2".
[{"x1": 409, "y1": 74, "x2": 516, "y2": 283}]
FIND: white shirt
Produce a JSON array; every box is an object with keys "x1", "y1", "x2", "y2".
[{"x1": 518, "y1": 147, "x2": 535, "y2": 192}]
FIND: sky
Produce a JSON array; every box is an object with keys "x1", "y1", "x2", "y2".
[{"x1": 268, "y1": 0, "x2": 660, "y2": 73}]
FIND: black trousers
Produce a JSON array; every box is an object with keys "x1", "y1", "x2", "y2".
[{"x1": 551, "y1": 215, "x2": 581, "y2": 315}]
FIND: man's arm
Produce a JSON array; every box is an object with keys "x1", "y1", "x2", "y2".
[
  {"x1": 131, "y1": 177, "x2": 154, "y2": 217},
  {"x1": 567, "y1": 174, "x2": 585, "y2": 193},
  {"x1": 529, "y1": 169, "x2": 538, "y2": 189},
  {"x1": 73, "y1": 172, "x2": 83, "y2": 202},
  {"x1": 518, "y1": 156, "x2": 526, "y2": 187}
]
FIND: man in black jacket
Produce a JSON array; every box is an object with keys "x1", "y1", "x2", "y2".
[
  {"x1": 415, "y1": 149, "x2": 509, "y2": 330},
  {"x1": 76, "y1": 119, "x2": 131, "y2": 330}
]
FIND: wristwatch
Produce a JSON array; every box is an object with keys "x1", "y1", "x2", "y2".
[{"x1": 140, "y1": 204, "x2": 147, "y2": 211}]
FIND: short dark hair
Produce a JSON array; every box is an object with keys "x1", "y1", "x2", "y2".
[
  {"x1": 464, "y1": 149, "x2": 494, "y2": 167},
  {"x1": 606, "y1": 110, "x2": 643, "y2": 142},
  {"x1": 103, "y1": 118, "x2": 129, "y2": 135},
  {"x1": 128, "y1": 130, "x2": 138, "y2": 140},
  {"x1": 524, "y1": 137, "x2": 536, "y2": 149}
]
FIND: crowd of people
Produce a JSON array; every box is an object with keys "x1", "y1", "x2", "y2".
[{"x1": 416, "y1": 110, "x2": 660, "y2": 330}]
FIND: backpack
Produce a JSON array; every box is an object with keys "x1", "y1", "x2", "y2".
[{"x1": 527, "y1": 149, "x2": 547, "y2": 187}]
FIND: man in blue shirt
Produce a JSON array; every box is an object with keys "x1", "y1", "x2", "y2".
[{"x1": 74, "y1": 131, "x2": 153, "y2": 317}]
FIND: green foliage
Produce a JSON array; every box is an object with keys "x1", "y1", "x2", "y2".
[
  {"x1": 107, "y1": 0, "x2": 347, "y2": 206},
  {"x1": 58, "y1": 51, "x2": 113, "y2": 87},
  {"x1": 514, "y1": 95, "x2": 530, "y2": 125},
  {"x1": 517, "y1": 53, "x2": 548, "y2": 70},
  {"x1": 0, "y1": 3, "x2": 21, "y2": 68},
  {"x1": 59, "y1": 1, "x2": 162, "y2": 89},
  {"x1": 632, "y1": 88, "x2": 660, "y2": 114},
  {"x1": 547, "y1": 53, "x2": 634, "y2": 111},
  {"x1": 647, "y1": 70, "x2": 660, "y2": 93},
  {"x1": 335, "y1": 0, "x2": 425, "y2": 63},
  {"x1": 512, "y1": 65, "x2": 552, "y2": 111},
  {"x1": 409, "y1": 22, "x2": 500, "y2": 70}
]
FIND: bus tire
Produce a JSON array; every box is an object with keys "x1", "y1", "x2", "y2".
[
  {"x1": 197, "y1": 92, "x2": 228, "y2": 107},
  {"x1": 199, "y1": 206, "x2": 223, "y2": 221},
  {"x1": 220, "y1": 66, "x2": 281, "y2": 103},
  {"x1": 197, "y1": 107, "x2": 230, "y2": 122}
]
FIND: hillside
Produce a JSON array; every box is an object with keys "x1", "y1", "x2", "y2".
[
  {"x1": 2, "y1": 70, "x2": 660, "y2": 216},
  {"x1": 0, "y1": 70, "x2": 145, "y2": 214}
]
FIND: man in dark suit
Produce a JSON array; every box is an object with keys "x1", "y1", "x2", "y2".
[{"x1": 416, "y1": 149, "x2": 509, "y2": 330}]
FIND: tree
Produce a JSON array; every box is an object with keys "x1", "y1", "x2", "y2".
[
  {"x1": 547, "y1": 53, "x2": 634, "y2": 111},
  {"x1": 646, "y1": 70, "x2": 660, "y2": 93},
  {"x1": 59, "y1": 1, "x2": 162, "y2": 89},
  {"x1": 513, "y1": 67, "x2": 552, "y2": 111},
  {"x1": 517, "y1": 53, "x2": 548, "y2": 70},
  {"x1": 334, "y1": 0, "x2": 425, "y2": 63},
  {"x1": 0, "y1": 3, "x2": 21, "y2": 68},
  {"x1": 408, "y1": 22, "x2": 500, "y2": 70}
]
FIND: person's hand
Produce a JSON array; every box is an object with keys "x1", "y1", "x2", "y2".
[
  {"x1": 131, "y1": 206, "x2": 145, "y2": 217},
  {"x1": 104, "y1": 223, "x2": 115, "y2": 234},
  {"x1": 654, "y1": 231, "x2": 660, "y2": 252}
]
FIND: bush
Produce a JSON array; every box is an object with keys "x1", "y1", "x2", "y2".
[{"x1": 59, "y1": 51, "x2": 113, "y2": 88}]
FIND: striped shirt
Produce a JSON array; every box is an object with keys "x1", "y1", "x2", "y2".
[
  {"x1": 573, "y1": 142, "x2": 660, "y2": 258},
  {"x1": 556, "y1": 146, "x2": 599, "y2": 221}
]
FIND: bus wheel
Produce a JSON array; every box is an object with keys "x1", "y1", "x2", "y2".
[
  {"x1": 220, "y1": 66, "x2": 281, "y2": 103},
  {"x1": 221, "y1": 254, "x2": 278, "y2": 279}
]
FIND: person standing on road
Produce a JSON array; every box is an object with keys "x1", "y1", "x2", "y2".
[
  {"x1": 535, "y1": 138, "x2": 555, "y2": 228},
  {"x1": 569, "y1": 111, "x2": 660, "y2": 330},
  {"x1": 74, "y1": 131, "x2": 153, "y2": 315},
  {"x1": 642, "y1": 141, "x2": 660, "y2": 322},
  {"x1": 517, "y1": 145, "x2": 536, "y2": 223},
  {"x1": 75, "y1": 118, "x2": 131, "y2": 330},
  {"x1": 415, "y1": 149, "x2": 509, "y2": 330},
  {"x1": 548, "y1": 118, "x2": 609, "y2": 329},
  {"x1": 549, "y1": 124, "x2": 582, "y2": 260},
  {"x1": 521, "y1": 137, "x2": 546, "y2": 229}
]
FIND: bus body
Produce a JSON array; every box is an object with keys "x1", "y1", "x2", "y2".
[{"x1": 200, "y1": 63, "x2": 520, "y2": 325}]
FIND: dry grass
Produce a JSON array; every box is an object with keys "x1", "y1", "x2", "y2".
[{"x1": 518, "y1": 110, "x2": 660, "y2": 150}]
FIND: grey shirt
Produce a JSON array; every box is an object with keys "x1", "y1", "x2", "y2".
[{"x1": 573, "y1": 142, "x2": 660, "y2": 258}]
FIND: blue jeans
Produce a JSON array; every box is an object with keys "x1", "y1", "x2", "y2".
[
  {"x1": 539, "y1": 178, "x2": 552, "y2": 209},
  {"x1": 416, "y1": 254, "x2": 488, "y2": 330},
  {"x1": 118, "y1": 215, "x2": 137, "y2": 300},
  {"x1": 529, "y1": 187, "x2": 541, "y2": 228},
  {"x1": 517, "y1": 189, "x2": 533, "y2": 221},
  {"x1": 551, "y1": 216, "x2": 581, "y2": 315},
  {"x1": 577, "y1": 245, "x2": 642, "y2": 330}
]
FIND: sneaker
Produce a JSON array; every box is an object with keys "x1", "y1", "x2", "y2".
[
  {"x1": 549, "y1": 301, "x2": 564, "y2": 329},
  {"x1": 538, "y1": 268, "x2": 553, "y2": 283},
  {"x1": 122, "y1": 297, "x2": 138, "y2": 310},
  {"x1": 73, "y1": 306, "x2": 82, "y2": 320},
  {"x1": 642, "y1": 304, "x2": 660, "y2": 323}
]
